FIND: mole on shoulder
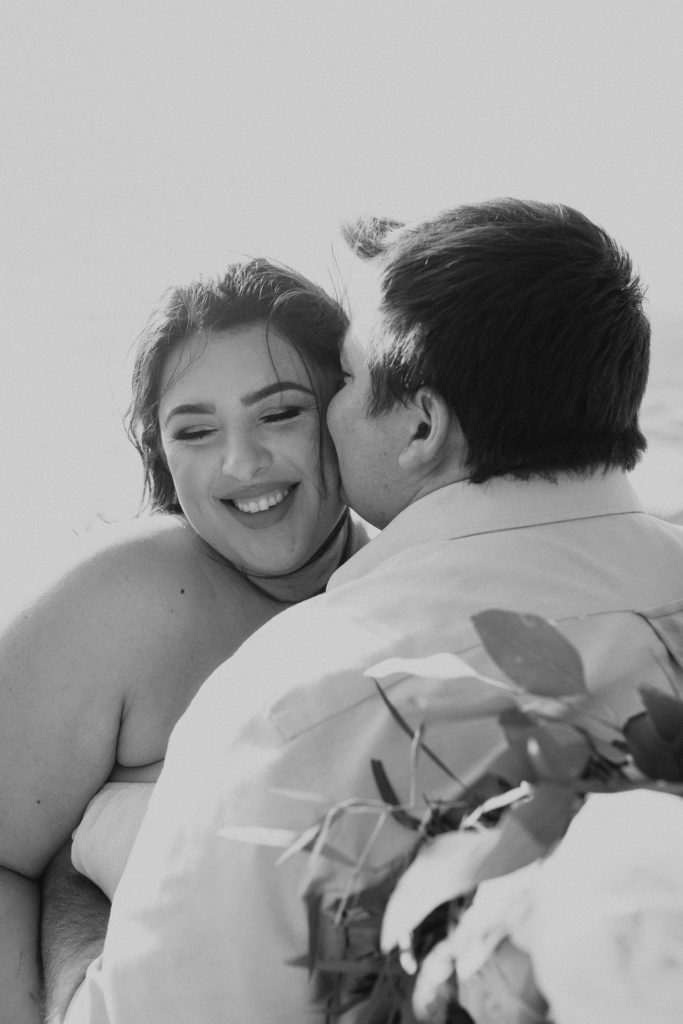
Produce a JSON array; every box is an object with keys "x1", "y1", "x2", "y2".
[{"x1": 180, "y1": 588, "x2": 185, "y2": 594}]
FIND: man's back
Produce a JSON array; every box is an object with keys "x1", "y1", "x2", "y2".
[{"x1": 69, "y1": 472, "x2": 683, "y2": 1022}]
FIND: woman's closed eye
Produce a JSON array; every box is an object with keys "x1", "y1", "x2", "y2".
[
  {"x1": 261, "y1": 406, "x2": 307, "y2": 424},
  {"x1": 172, "y1": 426, "x2": 216, "y2": 442}
]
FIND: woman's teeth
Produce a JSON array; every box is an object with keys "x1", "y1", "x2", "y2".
[{"x1": 232, "y1": 487, "x2": 291, "y2": 514}]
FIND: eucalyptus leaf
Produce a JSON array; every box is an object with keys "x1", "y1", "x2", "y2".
[
  {"x1": 372, "y1": 679, "x2": 462, "y2": 785},
  {"x1": 371, "y1": 759, "x2": 423, "y2": 831},
  {"x1": 526, "y1": 722, "x2": 591, "y2": 782},
  {"x1": 479, "y1": 744, "x2": 537, "y2": 789},
  {"x1": 472, "y1": 609, "x2": 587, "y2": 696},
  {"x1": 275, "y1": 824, "x2": 325, "y2": 866},
  {"x1": 315, "y1": 958, "x2": 385, "y2": 976},
  {"x1": 403, "y1": 693, "x2": 517, "y2": 724},
  {"x1": 474, "y1": 784, "x2": 574, "y2": 883},
  {"x1": 624, "y1": 711, "x2": 683, "y2": 782},
  {"x1": 522, "y1": 692, "x2": 623, "y2": 745},
  {"x1": 367, "y1": 652, "x2": 506, "y2": 685},
  {"x1": 305, "y1": 888, "x2": 324, "y2": 976},
  {"x1": 507, "y1": 782, "x2": 575, "y2": 848},
  {"x1": 638, "y1": 686, "x2": 683, "y2": 744}
]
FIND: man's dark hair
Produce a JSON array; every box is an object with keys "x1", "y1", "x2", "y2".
[{"x1": 344, "y1": 199, "x2": 650, "y2": 482}]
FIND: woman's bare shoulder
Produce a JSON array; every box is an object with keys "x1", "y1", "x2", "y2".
[
  {"x1": 4, "y1": 515, "x2": 279, "y2": 690},
  {"x1": 0, "y1": 514, "x2": 279, "y2": 727},
  {"x1": 0, "y1": 517, "x2": 233, "y2": 682},
  {"x1": 69, "y1": 514, "x2": 206, "y2": 575},
  {"x1": 8, "y1": 517, "x2": 218, "y2": 611},
  {"x1": 82, "y1": 516, "x2": 273, "y2": 617}
]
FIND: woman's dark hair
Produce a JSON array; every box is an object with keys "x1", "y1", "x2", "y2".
[
  {"x1": 126, "y1": 258, "x2": 347, "y2": 512},
  {"x1": 344, "y1": 199, "x2": 650, "y2": 482}
]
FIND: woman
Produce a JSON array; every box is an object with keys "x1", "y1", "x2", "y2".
[{"x1": 0, "y1": 259, "x2": 368, "y2": 1024}]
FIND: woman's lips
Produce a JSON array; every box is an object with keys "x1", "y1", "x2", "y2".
[
  {"x1": 230, "y1": 486, "x2": 292, "y2": 514},
  {"x1": 219, "y1": 484, "x2": 298, "y2": 527}
]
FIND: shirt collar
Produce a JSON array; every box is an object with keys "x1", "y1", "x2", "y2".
[{"x1": 328, "y1": 471, "x2": 645, "y2": 590}]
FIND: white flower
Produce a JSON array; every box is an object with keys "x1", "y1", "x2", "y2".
[
  {"x1": 380, "y1": 828, "x2": 500, "y2": 960},
  {"x1": 411, "y1": 937, "x2": 458, "y2": 1024},
  {"x1": 526, "y1": 790, "x2": 683, "y2": 1024},
  {"x1": 411, "y1": 862, "x2": 547, "y2": 1023},
  {"x1": 448, "y1": 861, "x2": 541, "y2": 979},
  {"x1": 456, "y1": 938, "x2": 547, "y2": 1024}
]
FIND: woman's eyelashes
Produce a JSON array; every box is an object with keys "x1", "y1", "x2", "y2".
[
  {"x1": 172, "y1": 426, "x2": 215, "y2": 442},
  {"x1": 170, "y1": 406, "x2": 310, "y2": 442},
  {"x1": 261, "y1": 405, "x2": 305, "y2": 424}
]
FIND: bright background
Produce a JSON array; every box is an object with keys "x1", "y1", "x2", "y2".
[{"x1": 3, "y1": 0, "x2": 683, "y2": 597}]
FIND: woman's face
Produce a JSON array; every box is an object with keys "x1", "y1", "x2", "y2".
[{"x1": 159, "y1": 323, "x2": 343, "y2": 577}]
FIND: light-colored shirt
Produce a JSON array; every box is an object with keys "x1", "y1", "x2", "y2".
[{"x1": 70, "y1": 472, "x2": 683, "y2": 1023}]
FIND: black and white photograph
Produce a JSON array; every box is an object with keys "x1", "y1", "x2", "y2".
[{"x1": 2, "y1": 3, "x2": 683, "y2": 1022}]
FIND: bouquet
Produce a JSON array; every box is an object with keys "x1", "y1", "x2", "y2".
[{"x1": 224, "y1": 610, "x2": 683, "y2": 1023}]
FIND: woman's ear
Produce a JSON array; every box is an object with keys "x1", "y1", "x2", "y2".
[{"x1": 398, "y1": 387, "x2": 464, "y2": 473}]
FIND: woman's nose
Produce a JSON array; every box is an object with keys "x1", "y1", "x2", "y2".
[{"x1": 220, "y1": 432, "x2": 270, "y2": 479}]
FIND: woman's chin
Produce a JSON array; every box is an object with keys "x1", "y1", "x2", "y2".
[{"x1": 235, "y1": 549, "x2": 306, "y2": 580}]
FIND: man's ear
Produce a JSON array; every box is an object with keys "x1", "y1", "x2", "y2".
[{"x1": 398, "y1": 387, "x2": 463, "y2": 472}]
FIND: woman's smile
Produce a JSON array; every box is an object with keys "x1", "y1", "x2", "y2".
[{"x1": 219, "y1": 483, "x2": 297, "y2": 523}]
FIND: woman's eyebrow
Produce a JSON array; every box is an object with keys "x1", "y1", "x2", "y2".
[
  {"x1": 163, "y1": 402, "x2": 216, "y2": 426},
  {"x1": 241, "y1": 382, "x2": 315, "y2": 406}
]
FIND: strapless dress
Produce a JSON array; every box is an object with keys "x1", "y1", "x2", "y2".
[{"x1": 71, "y1": 781, "x2": 155, "y2": 899}]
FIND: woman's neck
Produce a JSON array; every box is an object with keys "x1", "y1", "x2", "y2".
[{"x1": 243, "y1": 508, "x2": 352, "y2": 604}]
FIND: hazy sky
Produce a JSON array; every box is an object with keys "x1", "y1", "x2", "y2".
[{"x1": 3, "y1": 0, "x2": 683, "y2": 587}]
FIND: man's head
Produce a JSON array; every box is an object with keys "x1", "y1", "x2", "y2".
[{"x1": 327, "y1": 198, "x2": 650, "y2": 526}]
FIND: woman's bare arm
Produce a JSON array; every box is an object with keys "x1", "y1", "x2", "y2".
[
  {"x1": 0, "y1": 867, "x2": 42, "y2": 1024},
  {"x1": 0, "y1": 574, "x2": 122, "y2": 1024},
  {"x1": 0, "y1": 519, "x2": 280, "y2": 1022},
  {"x1": 0, "y1": 525, "x2": 215, "y2": 1022}
]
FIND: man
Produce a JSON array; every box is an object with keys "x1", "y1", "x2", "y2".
[{"x1": 63, "y1": 199, "x2": 683, "y2": 1021}]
